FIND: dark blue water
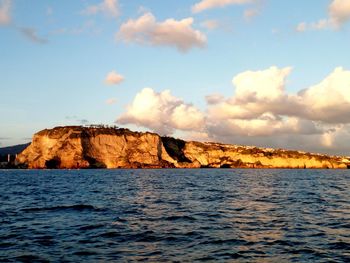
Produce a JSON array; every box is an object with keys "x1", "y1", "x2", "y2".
[{"x1": 0, "y1": 169, "x2": 349, "y2": 262}]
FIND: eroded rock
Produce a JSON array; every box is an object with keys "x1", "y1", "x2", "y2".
[{"x1": 16, "y1": 126, "x2": 350, "y2": 169}]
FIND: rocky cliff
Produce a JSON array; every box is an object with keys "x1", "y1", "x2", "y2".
[{"x1": 16, "y1": 126, "x2": 350, "y2": 169}]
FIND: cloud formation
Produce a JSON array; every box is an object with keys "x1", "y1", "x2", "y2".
[
  {"x1": 208, "y1": 67, "x2": 350, "y2": 124},
  {"x1": 192, "y1": 0, "x2": 252, "y2": 13},
  {"x1": 117, "y1": 88, "x2": 205, "y2": 134},
  {"x1": 0, "y1": 0, "x2": 11, "y2": 25},
  {"x1": 206, "y1": 66, "x2": 350, "y2": 153},
  {"x1": 82, "y1": 0, "x2": 120, "y2": 18},
  {"x1": 296, "y1": 19, "x2": 332, "y2": 32},
  {"x1": 0, "y1": 1, "x2": 48, "y2": 44},
  {"x1": 297, "y1": 0, "x2": 350, "y2": 31},
  {"x1": 105, "y1": 71, "x2": 124, "y2": 85},
  {"x1": 329, "y1": 0, "x2": 350, "y2": 27},
  {"x1": 117, "y1": 12, "x2": 206, "y2": 52},
  {"x1": 117, "y1": 66, "x2": 350, "y2": 154},
  {"x1": 297, "y1": 67, "x2": 350, "y2": 123},
  {"x1": 205, "y1": 93, "x2": 225, "y2": 104}
]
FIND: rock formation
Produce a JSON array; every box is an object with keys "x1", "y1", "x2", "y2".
[{"x1": 16, "y1": 126, "x2": 350, "y2": 169}]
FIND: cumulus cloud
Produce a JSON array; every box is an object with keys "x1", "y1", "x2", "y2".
[
  {"x1": 117, "y1": 12, "x2": 206, "y2": 52},
  {"x1": 19, "y1": 27, "x2": 48, "y2": 44},
  {"x1": 117, "y1": 88, "x2": 205, "y2": 135},
  {"x1": 117, "y1": 66, "x2": 350, "y2": 155},
  {"x1": 192, "y1": 0, "x2": 253, "y2": 13},
  {"x1": 206, "y1": 67, "x2": 295, "y2": 121},
  {"x1": 105, "y1": 71, "x2": 124, "y2": 85},
  {"x1": 296, "y1": 67, "x2": 350, "y2": 123},
  {"x1": 82, "y1": 0, "x2": 120, "y2": 18},
  {"x1": 0, "y1": 0, "x2": 11, "y2": 25},
  {"x1": 205, "y1": 93, "x2": 225, "y2": 104},
  {"x1": 234, "y1": 66, "x2": 291, "y2": 102},
  {"x1": 208, "y1": 66, "x2": 350, "y2": 124},
  {"x1": 329, "y1": 0, "x2": 350, "y2": 27},
  {"x1": 205, "y1": 66, "x2": 350, "y2": 154},
  {"x1": 297, "y1": 0, "x2": 350, "y2": 32},
  {"x1": 207, "y1": 115, "x2": 322, "y2": 138}
]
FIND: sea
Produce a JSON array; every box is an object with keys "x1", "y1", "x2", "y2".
[{"x1": 0, "y1": 169, "x2": 349, "y2": 262}]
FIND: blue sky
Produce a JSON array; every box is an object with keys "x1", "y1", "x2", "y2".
[{"x1": 1, "y1": 0, "x2": 350, "y2": 155}]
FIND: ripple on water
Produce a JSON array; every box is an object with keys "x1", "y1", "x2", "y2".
[
  {"x1": 0, "y1": 169, "x2": 349, "y2": 262},
  {"x1": 21, "y1": 204, "x2": 103, "y2": 213}
]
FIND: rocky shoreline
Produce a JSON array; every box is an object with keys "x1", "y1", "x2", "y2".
[{"x1": 13, "y1": 126, "x2": 350, "y2": 169}]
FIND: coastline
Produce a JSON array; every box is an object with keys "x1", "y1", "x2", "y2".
[{"x1": 9, "y1": 126, "x2": 350, "y2": 170}]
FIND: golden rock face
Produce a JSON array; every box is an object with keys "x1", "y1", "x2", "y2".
[{"x1": 16, "y1": 126, "x2": 350, "y2": 169}]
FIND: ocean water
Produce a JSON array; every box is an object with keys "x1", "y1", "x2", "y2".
[{"x1": 0, "y1": 169, "x2": 349, "y2": 262}]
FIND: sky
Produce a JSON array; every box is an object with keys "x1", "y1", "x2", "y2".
[{"x1": 1, "y1": 0, "x2": 350, "y2": 155}]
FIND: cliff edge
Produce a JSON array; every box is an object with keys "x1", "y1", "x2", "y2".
[{"x1": 16, "y1": 126, "x2": 350, "y2": 169}]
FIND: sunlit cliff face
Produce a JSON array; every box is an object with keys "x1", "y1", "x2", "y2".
[{"x1": 15, "y1": 126, "x2": 350, "y2": 169}]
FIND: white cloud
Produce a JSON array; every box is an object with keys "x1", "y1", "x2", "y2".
[
  {"x1": 0, "y1": 0, "x2": 11, "y2": 25},
  {"x1": 317, "y1": 124, "x2": 350, "y2": 153},
  {"x1": 205, "y1": 66, "x2": 350, "y2": 154},
  {"x1": 322, "y1": 130, "x2": 334, "y2": 147},
  {"x1": 207, "y1": 114, "x2": 322, "y2": 137},
  {"x1": 181, "y1": 131, "x2": 211, "y2": 142},
  {"x1": 192, "y1": 0, "x2": 253, "y2": 13},
  {"x1": 312, "y1": 19, "x2": 332, "y2": 30},
  {"x1": 207, "y1": 67, "x2": 293, "y2": 120},
  {"x1": 208, "y1": 66, "x2": 350, "y2": 124},
  {"x1": 117, "y1": 12, "x2": 206, "y2": 52},
  {"x1": 207, "y1": 66, "x2": 350, "y2": 125},
  {"x1": 233, "y1": 66, "x2": 291, "y2": 102},
  {"x1": 329, "y1": 0, "x2": 350, "y2": 27},
  {"x1": 117, "y1": 88, "x2": 205, "y2": 135},
  {"x1": 82, "y1": 0, "x2": 120, "y2": 18},
  {"x1": 205, "y1": 93, "x2": 225, "y2": 104},
  {"x1": 117, "y1": 66, "x2": 350, "y2": 155},
  {"x1": 297, "y1": 67, "x2": 350, "y2": 123},
  {"x1": 297, "y1": 0, "x2": 350, "y2": 32},
  {"x1": 105, "y1": 71, "x2": 124, "y2": 85}
]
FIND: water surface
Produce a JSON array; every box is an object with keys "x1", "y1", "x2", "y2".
[{"x1": 0, "y1": 169, "x2": 349, "y2": 262}]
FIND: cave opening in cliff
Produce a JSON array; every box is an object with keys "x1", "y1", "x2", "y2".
[{"x1": 45, "y1": 157, "x2": 61, "y2": 169}]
